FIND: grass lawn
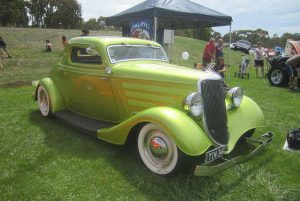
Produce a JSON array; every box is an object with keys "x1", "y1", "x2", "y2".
[{"x1": 0, "y1": 27, "x2": 299, "y2": 201}]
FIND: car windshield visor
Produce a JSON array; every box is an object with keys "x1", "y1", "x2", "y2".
[{"x1": 107, "y1": 45, "x2": 168, "y2": 63}]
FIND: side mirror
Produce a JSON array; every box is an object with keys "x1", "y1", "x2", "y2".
[
  {"x1": 105, "y1": 67, "x2": 112, "y2": 75},
  {"x1": 181, "y1": 52, "x2": 190, "y2": 60}
]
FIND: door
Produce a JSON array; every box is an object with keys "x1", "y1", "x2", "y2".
[{"x1": 57, "y1": 45, "x2": 118, "y2": 121}]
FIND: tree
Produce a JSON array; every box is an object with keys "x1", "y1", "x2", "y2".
[
  {"x1": 27, "y1": 0, "x2": 47, "y2": 27},
  {"x1": 223, "y1": 29, "x2": 270, "y2": 46},
  {"x1": 47, "y1": 0, "x2": 82, "y2": 29},
  {"x1": 212, "y1": 30, "x2": 221, "y2": 40},
  {"x1": 83, "y1": 18, "x2": 100, "y2": 30},
  {"x1": 97, "y1": 16, "x2": 107, "y2": 30},
  {"x1": 192, "y1": 28, "x2": 213, "y2": 41},
  {"x1": 0, "y1": 0, "x2": 29, "y2": 27},
  {"x1": 27, "y1": 0, "x2": 82, "y2": 28}
]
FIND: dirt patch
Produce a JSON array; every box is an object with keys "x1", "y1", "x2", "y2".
[{"x1": 0, "y1": 81, "x2": 32, "y2": 88}]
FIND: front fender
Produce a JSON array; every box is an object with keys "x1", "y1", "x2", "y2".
[
  {"x1": 34, "y1": 78, "x2": 65, "y2": 114},
  {"x1": 97, "y1": 107, "x2": 212, "y2": 156},
  {"x1": 226, "y1": 96, "x2": 265, "y2": 153}
]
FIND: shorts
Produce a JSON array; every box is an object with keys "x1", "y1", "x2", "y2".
[{"x1": 254, "y1": 60, "x2": 264, "y2": 67}]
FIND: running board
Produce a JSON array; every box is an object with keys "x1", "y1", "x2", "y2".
[{"x1": 54, "y1": 110, "x2": 117, "y2": 136}]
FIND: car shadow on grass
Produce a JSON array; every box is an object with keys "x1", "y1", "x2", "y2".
[{"x1": 29, "y1": 110, "x2": 274, "y2": 201}]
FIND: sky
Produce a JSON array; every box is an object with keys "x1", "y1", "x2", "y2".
[{"x1": 77, "y1": 0, "x2": 300, "y2": 36}]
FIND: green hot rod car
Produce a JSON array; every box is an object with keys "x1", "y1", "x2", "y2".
[{"x1": 33, "y1": 36, "x2": 273, "y2": 176}]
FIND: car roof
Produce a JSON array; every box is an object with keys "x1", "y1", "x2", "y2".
[{"x1": 68, "y1": 36, "x2": 161, "y2": 47}]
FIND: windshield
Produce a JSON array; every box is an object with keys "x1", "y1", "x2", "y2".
[{"x1": 107, "y1": 44, "x2": 168, "y2": 63}]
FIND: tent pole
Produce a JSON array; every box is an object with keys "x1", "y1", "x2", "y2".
[
  {"x1": 154, "y1": 9, "x2": 157, "y2": 42},
  {"x1": 227, "y1": 24, "x2": 232, "y2": 84}
]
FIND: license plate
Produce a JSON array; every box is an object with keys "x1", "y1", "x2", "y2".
[{"x1": 205, "y1": 146, "x2": 224, "y2": 163}]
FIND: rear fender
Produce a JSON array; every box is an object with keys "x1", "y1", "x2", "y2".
[
  {"x1": 34, "y1": 78, "x2": 65, "y2": 114},
  {"x1": 97, "y1": 107, "x2": 212, "y2": 156}
]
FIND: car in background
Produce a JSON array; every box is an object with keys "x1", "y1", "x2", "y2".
[
  {"x1": 33, "y1": 36, "x2": 273, "y2": 176},
  {"x1": 267, "y1": 40, "x2": 300, "y2": 86},
  {"x1": 230, "y1": 40, "x2": 251, "y2": 54},
  {"x1": 274, "y1": 46, "x2": 284, "y2": 55}
]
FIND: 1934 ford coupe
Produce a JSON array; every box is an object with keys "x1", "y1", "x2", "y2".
[{"x1": 33, "y1": 37, "x2": 273, "y2": 176}]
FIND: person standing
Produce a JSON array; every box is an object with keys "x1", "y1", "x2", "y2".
[
  {"x1": 202, "y1": 38, "x2": 216, "y2": 67},
  {"x1": 62, "y1": 35, "x2": 68, "y2": 47},
  {"x1": 81, "y1": 29, "x2": 89, "y2": 37},
  {"x1": 254, "y1": 42, "x2": 265, "y2": 78},
  {"x1": 0, "y1": 36, "x2": 12, "y2": 58},
  {"x1": 215, "y1": 39, "x2": 224, "y2": 60},
  {"x1": 287, "y1": 54, "x2": 300, "y2": 90}
]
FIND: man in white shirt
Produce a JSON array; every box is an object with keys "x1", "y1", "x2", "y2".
[{"x1": 254, "y1": 42, "x2": 265, "y2": 78}]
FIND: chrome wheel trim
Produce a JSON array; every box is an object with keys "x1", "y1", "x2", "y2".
[
  {"x1": 37, "y1": 86, "x2": 50, "y2": 117},
  {"x1": 138, "y1": 123, "x2": 178, "y2": 175},
  {"x1": 270, "y1": 69, "x2": 283, "y2": 85}
]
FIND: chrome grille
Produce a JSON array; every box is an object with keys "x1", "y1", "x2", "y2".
[{"x1": 201, "y1": 79, "x2": 228, "y2": 145}]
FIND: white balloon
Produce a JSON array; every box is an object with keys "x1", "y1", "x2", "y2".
[{"x1": 182, "y1": 52, "x2": 189, "y2": 60}]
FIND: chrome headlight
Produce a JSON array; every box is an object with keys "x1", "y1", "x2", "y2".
[
  {"x1": 227, "y1": 87, "x2": 243, "y2": 107},
  {"x1": 184, "y1": 92, "x2": 203, "y2": 117}
]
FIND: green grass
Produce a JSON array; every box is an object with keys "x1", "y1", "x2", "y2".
[{"x1": 0, "y1": 27, "x2": 300, "y2": 201}]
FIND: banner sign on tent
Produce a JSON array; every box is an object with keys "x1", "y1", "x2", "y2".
[{"x1": 130, "y1": 19, "x2": 153, "y2": 40}]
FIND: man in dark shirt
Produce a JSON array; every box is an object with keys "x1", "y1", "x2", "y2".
[
  {"x1": 215, "y1": 39, "x2": 224, "y2": 59},
  {"x1": 0, "y1": 36, "x2": 12, "y2": 58}
]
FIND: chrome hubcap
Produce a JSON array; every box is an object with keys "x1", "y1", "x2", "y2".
[
  {"x1": 138, "y1": 123, "x2": 178, "y2": 175},
  {"x1": 149, "y1": 137, "x2": 168, "y2": 158},
  {"x1": 144, "y1": 130, "x2": 173, "y2": 166},
  {"x1": 271, "y1": 69, "x2": 283, "y2": 84},
  {"x1": 39, "y1": 90, "x2": 49, "y2": 114}
]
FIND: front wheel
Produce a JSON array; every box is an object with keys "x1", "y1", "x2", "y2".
[
  {"x1": 268, "y1": 66, "x2": 288, "y2": 86},
  {"x1": 37, "y1": 85, "x2": 51, "y2": 117},
  {"x1": 137, "y1": 123, "x2": 181, "y2": 175}
]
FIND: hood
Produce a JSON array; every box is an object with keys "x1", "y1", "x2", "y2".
[{"x1": 112, "y1": 61, "x2": 221, "y2": 85}]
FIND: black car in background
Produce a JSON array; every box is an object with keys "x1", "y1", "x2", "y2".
[{"x1": 267, "y1": 40, "x2": 300, "y2": 87}]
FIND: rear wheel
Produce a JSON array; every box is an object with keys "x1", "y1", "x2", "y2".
[
  {"x1": 37, "y1": 85, "x2": 51, "y2": 117},
  {"x1": 268, "y1": 66, "x2": 288, "y2": 86},
  {"x1": 137, "y1": 123, "x2": 181, "y2": 175}
]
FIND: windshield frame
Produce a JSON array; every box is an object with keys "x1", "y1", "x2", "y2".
[{"x1": 106, "y1": 44, "x2": 168, "y2": 64}]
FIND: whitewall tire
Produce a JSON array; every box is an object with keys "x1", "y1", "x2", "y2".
[
  {"x1": 37, "y1": 85, "x2": 51, "y2": 117},
  {"x1": 138, "y1": 123, "x2": 180, "y2": 175}
]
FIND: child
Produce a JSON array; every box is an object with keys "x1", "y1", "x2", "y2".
[
  {"x1": 213, "y1": 57, "x2": 226, "y2": 78},
  {"x1": 62, "y1": 35, "x2": 68, "y2": 47},
  {"x1": 45, "y1": 40, "x2": 52, "y2": 52}
]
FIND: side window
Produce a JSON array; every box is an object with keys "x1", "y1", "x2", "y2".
[{"x1": 71, "y1": 47, "x2": 102, "y2": 64}]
